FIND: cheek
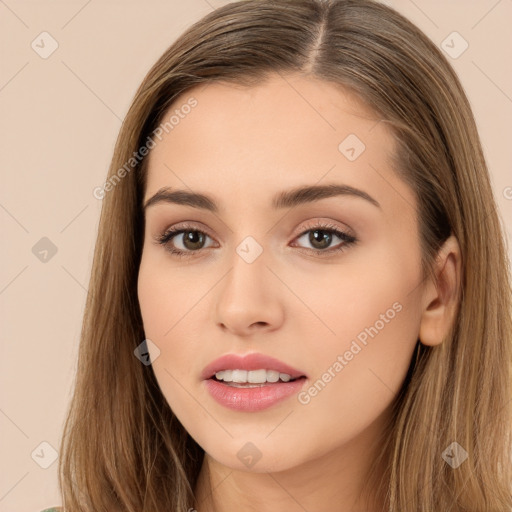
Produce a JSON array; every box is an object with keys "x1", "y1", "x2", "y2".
[
  {"x1": 294, "y1": 306, "x2": 418, "y2": 457},
  {"x1": 275, "y1": 238, "x2": 421, "y2": 354},
  {"x1": 137, "y1": 252, "x2": 209, "y2": 342},
  {"x1": 289, "y1": 248, "x2": 422, "y2": 441},
  {"x1": 137, "y1": 257, "x2": 208, "y2": 426},
  {"x1": 137, "y1": 253, "x2": 213, "y2": 383}
]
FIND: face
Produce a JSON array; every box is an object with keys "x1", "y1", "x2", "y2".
[{"x1": 137, "y1": 73, "x2": 425, "y2": 474}]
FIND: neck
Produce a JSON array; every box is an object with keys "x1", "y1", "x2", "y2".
[{"x1": 193, "y1": 416, "x2": 390, "y2": 512}]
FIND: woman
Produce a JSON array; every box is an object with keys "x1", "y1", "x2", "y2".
[{"x1": 48, "y1": 0, "x2": 512, "y2": 510}]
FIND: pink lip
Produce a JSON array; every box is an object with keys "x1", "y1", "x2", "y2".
[
  {"x1": 200, "y1": 352, "x2": 307, "y2": 381},
  {"x1": 201, "y1": 352, "x2": 308, "y2": 412}
]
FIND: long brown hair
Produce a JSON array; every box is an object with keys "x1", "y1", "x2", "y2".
[{"x1": 58, "y1": 0, "x2": 512, "y2": 510}]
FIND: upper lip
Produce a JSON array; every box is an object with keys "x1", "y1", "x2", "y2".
[{"x1": 201, "y1": 352, "x2": 307, "y2": 380}]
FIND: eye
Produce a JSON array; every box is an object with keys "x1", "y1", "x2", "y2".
[
  {"x1": 291, "y1": 221, "x2": 357, "y2": 256},
  {"x1": 154, "y1": 223, "x2": 215, "y2": 258},
  {"x1": 154, "y1": 220, "x2": 357, "y2": 259}
]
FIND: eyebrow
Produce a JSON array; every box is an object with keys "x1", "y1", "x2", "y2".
[{"x1": 143, "y1": 183, "x2": 381, "y2": 212}]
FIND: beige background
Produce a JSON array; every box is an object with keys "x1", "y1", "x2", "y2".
[{"x1": 1, "y1": 0, "x2": 511, "y2": 510}]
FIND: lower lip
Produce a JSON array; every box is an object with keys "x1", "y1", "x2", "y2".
[{"x1": 204, "y1": 377, "x2": 307, "y2": 412}]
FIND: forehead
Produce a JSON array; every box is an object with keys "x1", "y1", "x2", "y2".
[{"x1": 143, "y1": 73, "x2": 414, "y2": 217}]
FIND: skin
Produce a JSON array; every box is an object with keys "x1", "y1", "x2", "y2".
[{"x1": 137, "y1": 73, "x2": 461, "y2": 512}]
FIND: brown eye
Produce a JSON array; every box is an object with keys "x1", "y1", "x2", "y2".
[
  {"x1": 156, "y1": 227, "x2": 215, "y2": 257},
  {"x1": 307, "y1": 229, "x2": 334, "y2": 250},
  {"x1": 180, "y1": 230, "x2": 207, "y2": 251},
  {"x1": 294, "y1": 225, "x2": 356, "y2": 254}
]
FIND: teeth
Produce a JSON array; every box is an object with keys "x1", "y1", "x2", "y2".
[
  {"x1": 248, "y1": 369, "x2": 266, "y2": 383},
  {"x1": 214, "y1": 369, "x2": 294, "y2": 384},
  {"x1": 220, "y1": 369, "x2": 233, "y2": 382},
  {"x1": 266, "y1": 370, "x2": 279, "y2": 382},
  {"x1": 232, "y1": 369, "x2": 247, "y2": 383}
]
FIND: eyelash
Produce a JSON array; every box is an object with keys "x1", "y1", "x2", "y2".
[{"x1": 154, "y1": 221, "x2": 357, "y2": 259}]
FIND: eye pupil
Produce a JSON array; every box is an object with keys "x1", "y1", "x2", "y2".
[
  {"x1": 309, "y1": 229, "x2": 331, "y2": 249},
  {"x1": 183, "y1": 230, "x2": 205, "y2": 250}
]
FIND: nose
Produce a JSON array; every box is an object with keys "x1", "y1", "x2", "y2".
[{"x1": 215, "y1": 249, "x2": 285, "y2": 337}]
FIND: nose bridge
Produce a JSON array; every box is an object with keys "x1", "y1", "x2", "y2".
[
  {"x1": 214, "y1": 235, "x2": 284, "y2": 334},
  {"x1": 220, "y1": 237, "x2": 269, "y2": 308}
]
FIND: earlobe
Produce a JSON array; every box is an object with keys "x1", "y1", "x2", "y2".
[{"x1": 418, "y1": 235, "x2": 462, "y2": 347}]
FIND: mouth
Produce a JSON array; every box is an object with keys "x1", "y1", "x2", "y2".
[
  {"x1": 209, "y1": 369, "x2": 307, "y2": 388},
  {"x1": 201, "y1": 353, "x2": 308, "y2": 411},
  {"x1": 201, "y1": 352, "x2": 307, "y2": 381}
]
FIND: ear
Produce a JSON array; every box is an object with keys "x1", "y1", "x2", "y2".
[{"x1": 418, "y1": 235, "x2": 462, "y2": 347}]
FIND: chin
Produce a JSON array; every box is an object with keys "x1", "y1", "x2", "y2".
[{"x1": 201, "y1": 435, "x2": 310, "y2": 474}]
